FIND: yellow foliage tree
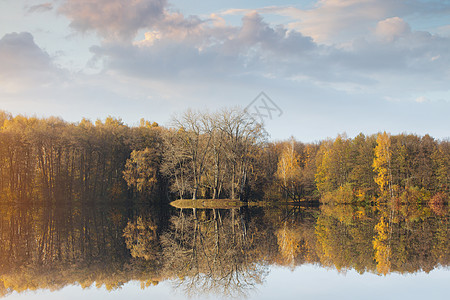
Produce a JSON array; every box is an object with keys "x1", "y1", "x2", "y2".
[
  {"x1": 373, "y1": 132, "x2": 393, "y2": 197},
  {"x1": 276, "y1": 225, "x2": 302, "y2": 267},
  {"x1": 315, "y1": 141, "x2": 332, "y2": 193},
  {"x1": 123, "y1": 148, "x2": 159, "y2": 193},
  {"x1": 123, "y1": 217, "x2": 159, "y2": 260},
  {"x1": 315, "y1": 135, "x2": 351, "y2": 194},
  {"x1": 276, "y1": 139, "x2": 301, "y2": 199},
  {"x1": 373, "y1": 216, "x2": 391, "y2": 275}
]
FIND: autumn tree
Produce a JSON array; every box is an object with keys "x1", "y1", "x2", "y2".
[
  {"x1": 433, "y1": 140, "x2": 450, "y2": 193},
  {"x1": 123, "y1": 148, "x2": 159, "y2": 193},
  {"x1": 276, "y1": 138, "x2": 301, "y2": 199},
  {"x1": 0, "y1": 109, "x2": 448, "y2": 206},
  {"x1": 315, "y1": 135, "x2": 352, "y2": 195},
  {"x1": 348, "y1": 133, "x2": 377, "y2": 199},
  {"x1": 123, "y1": 216, "x2": 159, "y2": 260},
  {"x1": 373, "y1": 216, "x2": 391, "y2": 275},
  {"x1": 373, "y1": 132, "x2": 394, "y2": 198}
]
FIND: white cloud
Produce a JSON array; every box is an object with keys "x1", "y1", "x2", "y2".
[
  {"x1": 431, "y1": 55, "x2": 440, "y2": 61},
  {"x1": 1, "y1": 1, "x2": 450, "y2": 141},
  {"x1": 0, "y1": 32, "x2": 65, "y2": 93},
  {"x1": 415, "y1": 96, "x2": 429, "y2": 103},
  {"x1": 90, "y1": 11, "x2": 318, "y2": 81},
  {"x1": 59, "y1": 0, "x2": 168, "y2": 42},
  {"x1": 7, "y1": 1, "x2": 450, "y2": 106},
  {"x1": 375, "y1": 17, "x2": 411, "y2": 42},
  {"x1": 223, "y1": 0, "x2": 407, "y2": 44},
  {"x1": 220, "y1": 1, "x2": 450, "y2": 46},
  {"x1": 436, "y1": 24, "x2": 450, "y2": 37},
  {"x1": 79, "y1": 6, "x2": 450, "y2": 106}
]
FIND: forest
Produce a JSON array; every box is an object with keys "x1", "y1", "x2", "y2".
[
  {"x1": 0, "y1": 108, "x2": 448, "y2": 205},
  {"x1": 0, "y1": 108, "x2": 448, "y2": 297}
]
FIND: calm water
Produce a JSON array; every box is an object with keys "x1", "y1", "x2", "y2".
[{"x1": 0, "y1": 203, "x2": 448, "y2": 299}]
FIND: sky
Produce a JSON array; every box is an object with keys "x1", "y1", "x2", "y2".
[
  {"x1": 1, "y1": 0, "x2": 450, "y2": 142},
  {"x1": 4, "y1": 265, "x2": 450, "y2": 300}
]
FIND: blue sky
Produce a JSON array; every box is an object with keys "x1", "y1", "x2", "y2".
[
  {"x1": 4, "y1": 265, "x2": 449, "y2": 300},
  {"x1": 1, "y1": 0, "x2": 450, "y2": 141}
]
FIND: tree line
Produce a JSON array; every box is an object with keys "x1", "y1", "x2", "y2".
[
  {"x1": 0, "y1": 111, "x2": 162, "y2": 204},
  {"x1": 313, "y1": 132, "x2": 449, "y2": 204},
  {"x1": 0, "y1": 109, "x2": 448, "y2": 204}
]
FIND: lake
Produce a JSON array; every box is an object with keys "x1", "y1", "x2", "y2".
[{"x1": 0, "y1": 203, "x2": 448, "y2": 299}]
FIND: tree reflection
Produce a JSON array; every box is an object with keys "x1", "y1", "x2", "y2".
[
  {"x1": 123, "y1": 216, "x2": 159, "y2": 261},
  {"x1": 0, "y1": 202, "x2": 158, "y2": 297},
  {"x1": 160, "y1": 208, "x2": 269, "y2": 298},
  {"x1": 0, "y1": 201, "x2": 447, "y2": 297},
  {"x1": 315, "y1": 202, "x2": 449, "y2": 275}
]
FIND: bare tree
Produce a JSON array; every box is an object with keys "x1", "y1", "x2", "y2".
[
  {"x1": 217, "y1": 108, "x2": 266, "y2": 200},
  {"x1": 169, "y1": 110, "x2": 213, "y2": 200},
  {"x1": 160, "y1": 128, "x2": 192, "y2": 199}
]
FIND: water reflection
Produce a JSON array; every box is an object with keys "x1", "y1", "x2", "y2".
[
  {"x1": 160, "y1": 208, "x2": 269, "y2": 298},
  {"x1": 0, "y1": 203, "x2": 448, "y2": 298}
]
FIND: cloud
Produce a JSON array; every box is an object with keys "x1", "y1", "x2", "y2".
[
  {"x1": 59, "y1": 0, "x2": 167, "y2": 42},
  {"x1": 3, "y1": 1, "x2": 450, "y2": 142},
  {"x1": 375, "y1": 17, "x2": 411, "y2": 42},
  {"x1": 221, "y1": 1, "x2": 407, "y2": 44},
  {"x1": 221, "y1": 1, "x2": 450, "y2": 45},
  {"x1": 0, "y1": 32, "x2": 65, "y2": 92},
  {"x1": 26, "y1": 3, "x2": 53, "y2": 13},
  {"x1": 89, "y1": 12, "x2": 318, "y2": 82},
  {"x1": 223, "y1": 12, "x2": 316, "y2": 56},
  {"x1": 90, "y1": 9, "x2": 450, "y2": 97},
  {"x1": 436, "y1": 24, "x2": 450, "y2": 37},
  {"x1": 415, "y1": 96, "x2": 429, "y2": 103},
  {"x1": 54, "y1": 0, "x2": 450, "y2": 103},
  {"x1": 323, "y1": 24, "x2": 450, "y2": 96}
]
